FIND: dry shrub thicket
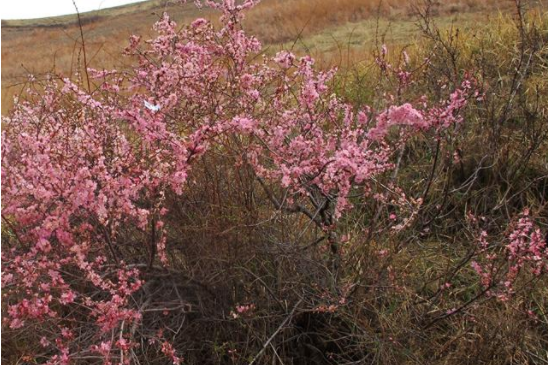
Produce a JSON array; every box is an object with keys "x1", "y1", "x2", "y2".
[{"x1": 2, "y1": 1, "x2": 548, "y2": 364}]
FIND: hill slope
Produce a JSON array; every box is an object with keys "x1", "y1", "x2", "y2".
[{"x1": 1, "y1": 0, "x2": 536, "y2": 114}]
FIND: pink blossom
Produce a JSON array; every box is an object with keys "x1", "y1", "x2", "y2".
[{"x1": 0, "y1": 1, "x2": 477, "y2": 363}]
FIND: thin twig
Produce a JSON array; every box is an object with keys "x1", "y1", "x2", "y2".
[
  {"x1": 249, "y1": 299, "x2": 303, "y2": 365},
  {"x1": 72, "y1": 0, "x2": 91, "y2": 92}
]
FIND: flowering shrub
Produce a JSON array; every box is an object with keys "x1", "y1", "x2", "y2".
[
  {"x1": 4, "y1": 1, "x2": 544, "y2": 364},
  {"x1": 471, "y1": 209, "x2": 548, "y2": 302}
]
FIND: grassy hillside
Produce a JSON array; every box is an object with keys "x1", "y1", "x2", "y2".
[
  {"x1": 1, "y1": 1, "x2": 215, "y2": 114},
  {"x1": 1, "y1": 0, "x2": 530, "y2": 114}
]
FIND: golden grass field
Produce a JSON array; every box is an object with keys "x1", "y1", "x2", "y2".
[{"x1": 0, "y1": 0, "x2": 538, "y2": 114}]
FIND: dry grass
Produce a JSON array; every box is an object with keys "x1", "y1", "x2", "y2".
[
  {"x1": 1, "y1": 0, "x2": 527, "y2": 115},
  {"x1": 243, "y1": 0, "x2": 514, "y2": 44},
  {"x1": 1, "y1": 1, "x2": 217, "y2": 114}
]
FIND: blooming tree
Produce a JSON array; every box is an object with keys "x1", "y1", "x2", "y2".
[{"x1": 1, "y1": 1, "x2": 495, "y2": 363}]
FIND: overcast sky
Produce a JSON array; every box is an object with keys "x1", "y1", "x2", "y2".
[{"x1": 2, "y1": 0, "x2": 148, "y2": 20}]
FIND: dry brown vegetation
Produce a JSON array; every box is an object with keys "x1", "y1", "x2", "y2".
[
  {"x1": 244, "y1": 0, "x2": 514, "y2": 43},
  {"x1": 0, "y1": 0, "x2": 528, "y2": 115},
  {"x1": 1, "y1": 1, "x2": 213, "y2": 114}
]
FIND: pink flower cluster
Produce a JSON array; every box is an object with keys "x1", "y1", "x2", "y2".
[
  {"x1": 1, "y1": 0, "x2": 474, "y2": 363},
  {"x1": 471, "y1": 209, "x2": 547, "y2": 301},
  {"x1": 231, "y1": 303, "x2": 256, "y2": 318}
]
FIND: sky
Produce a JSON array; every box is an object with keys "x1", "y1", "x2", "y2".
[{"x1": 1, "y1": 0, "x2": 148, "y2": 20}]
